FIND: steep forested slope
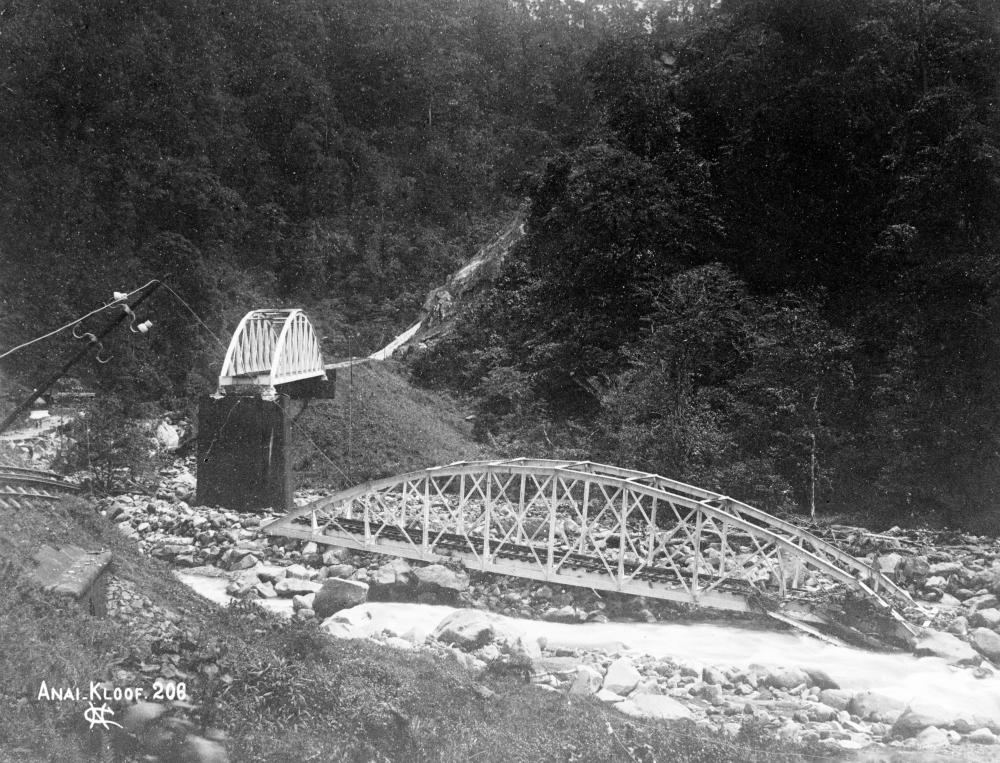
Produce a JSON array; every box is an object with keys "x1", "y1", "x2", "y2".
[
  {"x1": 412, "y1": 0, "x2": 1000, "y2": 531},
  {"x1": 0, "y1": 0, "x2": 641, "y2": 401}
]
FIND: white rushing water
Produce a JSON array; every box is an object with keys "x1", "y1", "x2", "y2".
[{"x1": 178, "y1": 572, "x2": 1000, "y2": 726}]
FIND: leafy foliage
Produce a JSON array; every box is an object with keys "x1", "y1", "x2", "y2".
[{"x1": 420, "y1": 0, "x2": 1000, "y2": 530}]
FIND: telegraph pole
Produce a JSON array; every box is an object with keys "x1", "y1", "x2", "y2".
[{"x1": 0, "y1": 283, "x2": 161, "y2": 435}]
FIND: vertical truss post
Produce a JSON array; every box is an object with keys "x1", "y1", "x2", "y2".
[
  {"x1": 547, "y1": 474, "x2": 557, "y2": 575},
  {"x1": 719, "y1": 518, "x2": 728, "y2": 578},
  {"x1": 483, "y1": 472, "x2": 492, "y2": 569},
  {"x1": 581, "y1": 479, "x2": 590, "y2": 554},
  {"x1": 363, "y1": 495, "x2": 372, "y2": 546},
  {"x1": 647, "y1": 497, "x2": 657, "y2": 565},
  {"x1": 518, "y1": 473, "x2": 527, "y2": 542},
  {"x1": 422, "y1": 477, "x2": 430, "y2": 551},
  {"x1": 618, "y1": 488, "x2": 626, "y2": 585},
  {"x1": 693, "y1": 509, "x2": 703, "y2": 603},
  {"x1": 457, "y1": 473, "x2": 466, "y2": 534}
]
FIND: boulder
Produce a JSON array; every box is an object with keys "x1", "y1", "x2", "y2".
[
  {"x1": 806, "y1": 702, "x2": 838, "y2": 722},
  {"x1": 291, "y1": 593, "x2": 315, "y2": 611},
  {"x1": 912, "y1": 726, "x2": 950, "y2": 750},
  {"x1": 968, "y1": 728, "x2": 997, "y2": 745},
  {"x1": 764, "y1": 667, "x2": 810, "y2": 690},
  {"x1": 414, "y1": 564, "x2": 470, "y2": 593},
  {"x1": 878, "y1": 552, "x2": 904, "y2": 577},
  {"x1": 848, "y1": 691, "x2": 906, "y2": 723},
  {"x1": 254, "y1": 565, "x2": 286, "y2": 584},
  {"x1": 617, "y1": 694, "x2": 693, "y2": 721},
  {"x1": 893, "y1": 701, "x2": 975, "y2": 737},
  {"x1": 155, "y1": 422, "x2": 181, "y2": 451},
  {"x1": 912, "y1": 628, "x2": 980, "y2": 666},
  {"x1": 274, "y1": 578, "x2": 322, "y2": 597},
  {"x1": 971, "y1": 627, "x2": 1000, "y2": 660},
  {"x1": 898, "y1": 555, "x2": 931, "y2": 582},
  {"x1": 803, "y1": 668, "x2": 839, "y2": 690},
  {"x1": 253, "y1": 581, "x2": 277, "y2": 599},
  {"x1": 312, "y1": 578, "x2": 369, "y2": 619},
  {"x1": 432, "y1": 609, "x2": 497, "y2": 650},
  {"x1": 972, "y1": 609, "x2": 1000, "y2": 629},
  {"x1": 322, "y1": 607, "x2": 376, "y2": 639},
  {"x1": 702, "y1": 667, "x2": 727, "y2": 686},
  {"x1": 284, "y1": 563, "x2": 314, "y2": 580},
  {"x1": 602, "y1": 657, "x2": 642, "y2": 696},
  {"x1": 929, "y1": 561, "x2": 964, "y2": 577},
  {"x1": 818, "y1": 689, "x2": 853, "y2": 711},
  {"x1": 965, "y1": 593, "x2": 1000, "y2": 612},
  {"x1": 569, "y1": 665, "x2": 603, "y2": 696},
  {"x1": 542, "y1": 605, "x2": 579, "y2": 623}
]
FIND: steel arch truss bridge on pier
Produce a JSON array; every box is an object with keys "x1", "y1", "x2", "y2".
[{"x1": 265, "y1": 459, "x2": 916, "y2": 622}]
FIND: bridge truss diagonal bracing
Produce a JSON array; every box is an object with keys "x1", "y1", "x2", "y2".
[
  {"x1": 218, "y1": 309, "x2": 326, "y2": 395},
  {"x1": 264, "y1": 459, "x2": 918, "y2": 623}
]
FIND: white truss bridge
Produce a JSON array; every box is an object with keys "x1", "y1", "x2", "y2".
[
  {"x1": 219, "y1": 309, "x2": 327, "y2": 395},
  {"x1": 265, "y1": 458, "x2": 918, "y2": 626}
]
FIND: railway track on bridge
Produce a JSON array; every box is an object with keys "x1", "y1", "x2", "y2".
[
  {"x1": 0, "y1": 466, "x2": 80, "y2": 510},
  {"x1": 266, "y1": 459, "x2": 921, "y2": 632}
]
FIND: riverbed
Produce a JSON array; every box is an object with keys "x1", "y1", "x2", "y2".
[{"x1": 177, "y1": 571, "x2": 1000, "y2": 727}]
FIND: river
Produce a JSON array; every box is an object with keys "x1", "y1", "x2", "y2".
[{"x1": 178, "y1": 572, "x2": 1000, "y2": 729}]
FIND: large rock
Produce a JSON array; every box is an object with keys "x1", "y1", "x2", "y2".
[
  {"x1": 803, "y1": 668, "x2": 839, "y2": 690},
  {"x1": 414, "y1": 564, "x2": 470, "y2": 593},
  {"x1": 911, "y1": 726, "x2": 950, "y2": 750},
  {"x1": 570, "y1": 665, "x2": 604, "y2": 696},
  {"x1": 432, "y1": 609, "x2": 498, "y2": 650},
  {"x1": 965, "y1": 593, "x2": 1000, "y2": 612},
  {"x1": 818, "y1": 689, "x2": 853, "y2": 711},
  {"x1": 848, "y1": 691, "x2": 906, "y2": 723},
  {"x1": 274, "y1": 577, "x2": 322, "y2": 597},
  {"x1": 898, "y1": 555, "x2": 931, "y2": 583},
  {"x1": 602, "y1": 657, "x2": 642, "y2": 696},
  {"x1": 371, "y1": 558, "x2": 413, "y2": 590},
  {"x1": 972, "y1": 608, "x2": 1000, "y2": 629},
  {"x1": 764, "y1": 667, "x2": 810, "y2": 690},
  {"x1": 893, "y1": 701, "x2": 975, "y2": 737},
  {"x1": 616, "y1": 694, "x2": 693, "y2": 721},
  {"x1": 929, "y1": 561, "x2": 964, "y2": 577},
  {"x1": 312, "y1": 578, "x2": 369, "y2": 619},
  {"x1": 971, "y1": 627, "x2": 1000, "y2": 660},
  {"x1": 322, "y1": 606, "x2": 376, "y2": 639},
  {"x1": 912, "y1": 628, "x2": 981, "y2": 666},
  {"x1": 968, "y1": 728, "x2": 998, "y2": 745},
  {"x1": 155, "y1": 421, "x2": 181, "y2": 450}
]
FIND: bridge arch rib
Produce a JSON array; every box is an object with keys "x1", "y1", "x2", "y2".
[
  {"x1": 219, "y1": 309, "x2": 326, "y2": 394},
  {"x1": 264, "y1": 459, "x2": 916, "y2": 621}
]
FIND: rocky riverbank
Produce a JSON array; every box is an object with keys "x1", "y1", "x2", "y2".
[{"x1": 89, "y1": 463, "x2": 1000, "y2": 757}]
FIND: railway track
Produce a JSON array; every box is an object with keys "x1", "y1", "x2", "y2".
[{"x1": 0, "y1": 466, "x2": 79, "y2": 510}]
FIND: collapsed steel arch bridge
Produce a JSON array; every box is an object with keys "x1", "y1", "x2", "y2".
[{"x1": 265, "y1": 458, "x2": 918, "y2": 629}]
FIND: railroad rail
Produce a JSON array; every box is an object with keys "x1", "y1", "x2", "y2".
[{"x1": 0, "y1": 466, "x2": 80, "y2": 510}]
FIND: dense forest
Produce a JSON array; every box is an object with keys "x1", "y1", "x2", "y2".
[{"x1": 1, "y1": 0, "x2": 999, "y2": 529}]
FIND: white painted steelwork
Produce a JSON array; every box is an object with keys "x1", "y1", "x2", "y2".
[
  {"x1": 265, "y1": 459, "x2": 917, "y2": 622},
  {"x1": 219, "y1": 309, "x2": 326, "y2": 394}
]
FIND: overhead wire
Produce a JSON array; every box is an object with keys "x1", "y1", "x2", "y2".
[{"x1": 0, "y1": 278, "x2": 160, "y2": 361}]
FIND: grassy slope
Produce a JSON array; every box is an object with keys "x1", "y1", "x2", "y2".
[
  {"x1": 290, "y1": 360, "x2": 488, "y2": 490},
  {"x1": 0, "y1": 496, "x2": 810, "y2": 763}
]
